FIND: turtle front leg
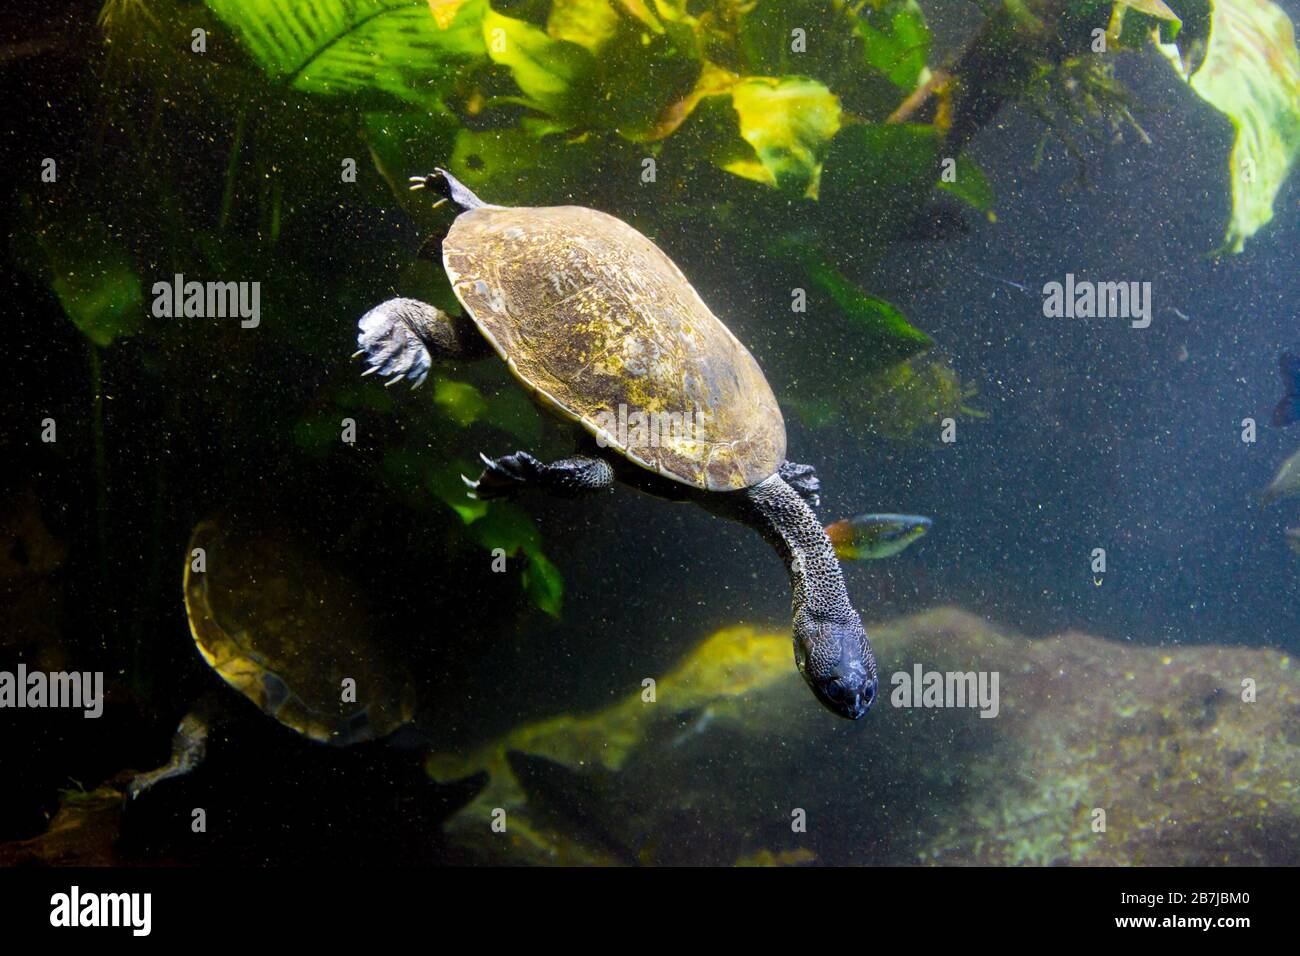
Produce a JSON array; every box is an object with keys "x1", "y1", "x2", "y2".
[
  {"x1": 355, "y1": 297, "x2": 491, "y2": 388},
  {"x1": 466, "y1": 452, "x2": 615, "y2": 500}
]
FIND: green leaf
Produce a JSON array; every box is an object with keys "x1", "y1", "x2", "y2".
[
  {"x1": 783, "y1": 394, "x2": 841, "y2": 430},
  {"x1": 781, "y1": 240, "x2": 932, "y2": 365},
  {"x1": 522, "y1": 551, "x2": 564, "y2": 618},
  {"x1": 727, "y1": 76, "x2": 843, "y2": 196},
  {"x1": 856, "y1": 0, "x2": 932, "y2": 90},
  {"x1": 482, "y1": 7, "x2": 591, "y2": 118},
  {"x1": 425, "y1": 463, "x2": 565, "y2": 615},
  {"x1": 938, "y1": 154, "x2": 995, "y2": 214},
  {"x1": 433, "y1": 377, "x2": 489, "y2": 426},
  {"x1": 483, "y1": 387, "x2": 545, "y2": 445},
  {"x1": 818, "y1": 123, "x2": 950, "y2": 244},
  {"x1": 469, "y1": 500, "x2": 565, "y2": 616},
  {"x1": 1116, "y1": 0, "x2": 1181, "y2": 23},
  {"x1": 547, "y1": 0, "x2": 623, "y2": 52},
  {"x1": 1151, "y1": 0, "x2": 1300, "y2": 252},
  {"x1": 446, "y1": 126, "x2": 613, "y2": 205},
  {"x1": 25, "y1": 206, "x2": 143, "y2": 348},
  {"x1": 204, "y1": 0, "x2": 487, "y2": 107}
]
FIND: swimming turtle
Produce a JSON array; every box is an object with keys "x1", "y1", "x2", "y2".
[
  {"x1": 130, "y1": 519, "x2": 416, "y2": 796},
  {"x1": 355, "y1": 170, "x2": 878, "y2": 719}
]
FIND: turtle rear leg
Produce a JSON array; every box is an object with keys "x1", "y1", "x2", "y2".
[
  {"x1": 466, "y1": 451, "x2": 615, "y2": 500},
  {"x1": 356, "y1": 297, "x2": 491, "y2": 388},
  {"x1": 127, "y1": 709, "x2": 211, "y2": 800},
  {"x1": 779, "y1": 460, "x2": 821, "y2": 508}
]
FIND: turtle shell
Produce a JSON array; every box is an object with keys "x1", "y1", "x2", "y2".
[
  {"x1": 442, "y1": 205, "x2": 786, "y2": 491},
  {"x1": 183, "y1": 521, "x2": 415, "y2": 745}
]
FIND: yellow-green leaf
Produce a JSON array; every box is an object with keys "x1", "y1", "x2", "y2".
[
  {"x1": 548, "y1": 0, "x2": 622, "y2": 52},
  {"x1": 1152, "y1": 0, "x2": 1300, "y2": 251},
  {"x1": 728, "y1": 76, "x2": 842, "y2": 196},
  {"x1": 1116, "y1": 0, "x2": 1180, "y2": 22},
  {"x1": 523, "y1": 551, "x2": 564, "y2": 617},
  {"x1": 482, "y1": 8, "x2": 590, "y2": 117}
]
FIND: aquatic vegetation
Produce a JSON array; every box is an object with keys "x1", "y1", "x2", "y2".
[
  {"x1": 1021, "y1": 56, "x2": 1153, "y2": 179},
  {"x1": 852, "y1": 357, "x2": 985, "y2": 441},
  {"x1": 425, "y1": 623, "x2": 794, "y2": 862},
  {"x1": 1142, "y1": 0, "x2": 1300, "y2": 251}
]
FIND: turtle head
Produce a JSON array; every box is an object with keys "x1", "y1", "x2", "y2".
[{"x1": 793, "y1": 609, "x2": 878, "y2": 720}]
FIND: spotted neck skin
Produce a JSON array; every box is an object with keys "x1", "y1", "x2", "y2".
[
  {"x1": 715, "y1": 473, "x2": 877, "y2": 719},
  {"x1": 739, "y1": 474, "x2": 858, "y2": 625}
]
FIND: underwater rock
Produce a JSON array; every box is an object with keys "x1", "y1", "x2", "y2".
[
  {"x1": 0, "y1": 784, "x2": 125, "y2": 867},
  {"x1": 429, "y1": 609, "x2": 1300, "y2": 865}
]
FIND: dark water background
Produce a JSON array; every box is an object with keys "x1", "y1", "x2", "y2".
[{"x1": 1, "y1": 0, "x2": 1298, "y2": 863}]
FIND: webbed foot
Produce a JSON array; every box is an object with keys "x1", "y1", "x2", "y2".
[
  {"x1": 464, "y1": 452, "x2": 615, "y2": 500},
  {"x1": 356, "y1": 298, "x2": 438, "y2": 388},
  {"x1": 464, "y1": 451, "x2": 545, "y2": 500}
]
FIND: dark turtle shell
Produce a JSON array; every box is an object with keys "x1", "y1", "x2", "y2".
[{"x1": 183, "y1": 521, "x2": 415, "y2": 745}]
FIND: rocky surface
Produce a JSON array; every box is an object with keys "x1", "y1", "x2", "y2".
[{"x1": 427, "y1": 608, "x2": 1300, "y2": 865}]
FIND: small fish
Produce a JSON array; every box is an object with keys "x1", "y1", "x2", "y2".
[
  {"x1": 1272, "y1": 352, "x2": 1300, "y2": 427},
  {"x1": 1286, "y1": 527, "x2": 1300, "y2": 556},
  {"x1": 1260, "y1": 446, "x2": 1300, "y2": 506},
  {"x1": 825, "y1": 514, "x2": 932, "y2": 561},
  {"x1": 970, "y1": 268, "x2": 1032, "y2": 295}
]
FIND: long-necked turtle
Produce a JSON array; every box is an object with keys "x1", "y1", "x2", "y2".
[
  {"x1": 355, "y1": 170, "x2": 878, "y2": 719},
  {"x1": 130, "y1": 519, "x2": 416, "y2": 796}
]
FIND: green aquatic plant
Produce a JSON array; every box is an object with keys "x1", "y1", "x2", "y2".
[
  {"x1": 853, "y1": 357, "x2": 985, "y2": 441},
  {"x1": 1020, "y1": 55, "x2": 1153, "y2": 182},
  {"x1": 1147, "y1": 0, "x2": 1300, "y2": 251},
  {"x1": 36, "y1": 0, "x2": 1291, "y2": 646},
  {"x1": 18, "y1": 199, "x2": 143, "y2": 348}
]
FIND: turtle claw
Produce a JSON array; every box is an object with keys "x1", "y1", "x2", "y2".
[
  {"x1": 471, "y1": 451, "x2": 543, "y2": 500},
  {"x1": 356, "y1": 299, "x2": 434, "y2": 388}
]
